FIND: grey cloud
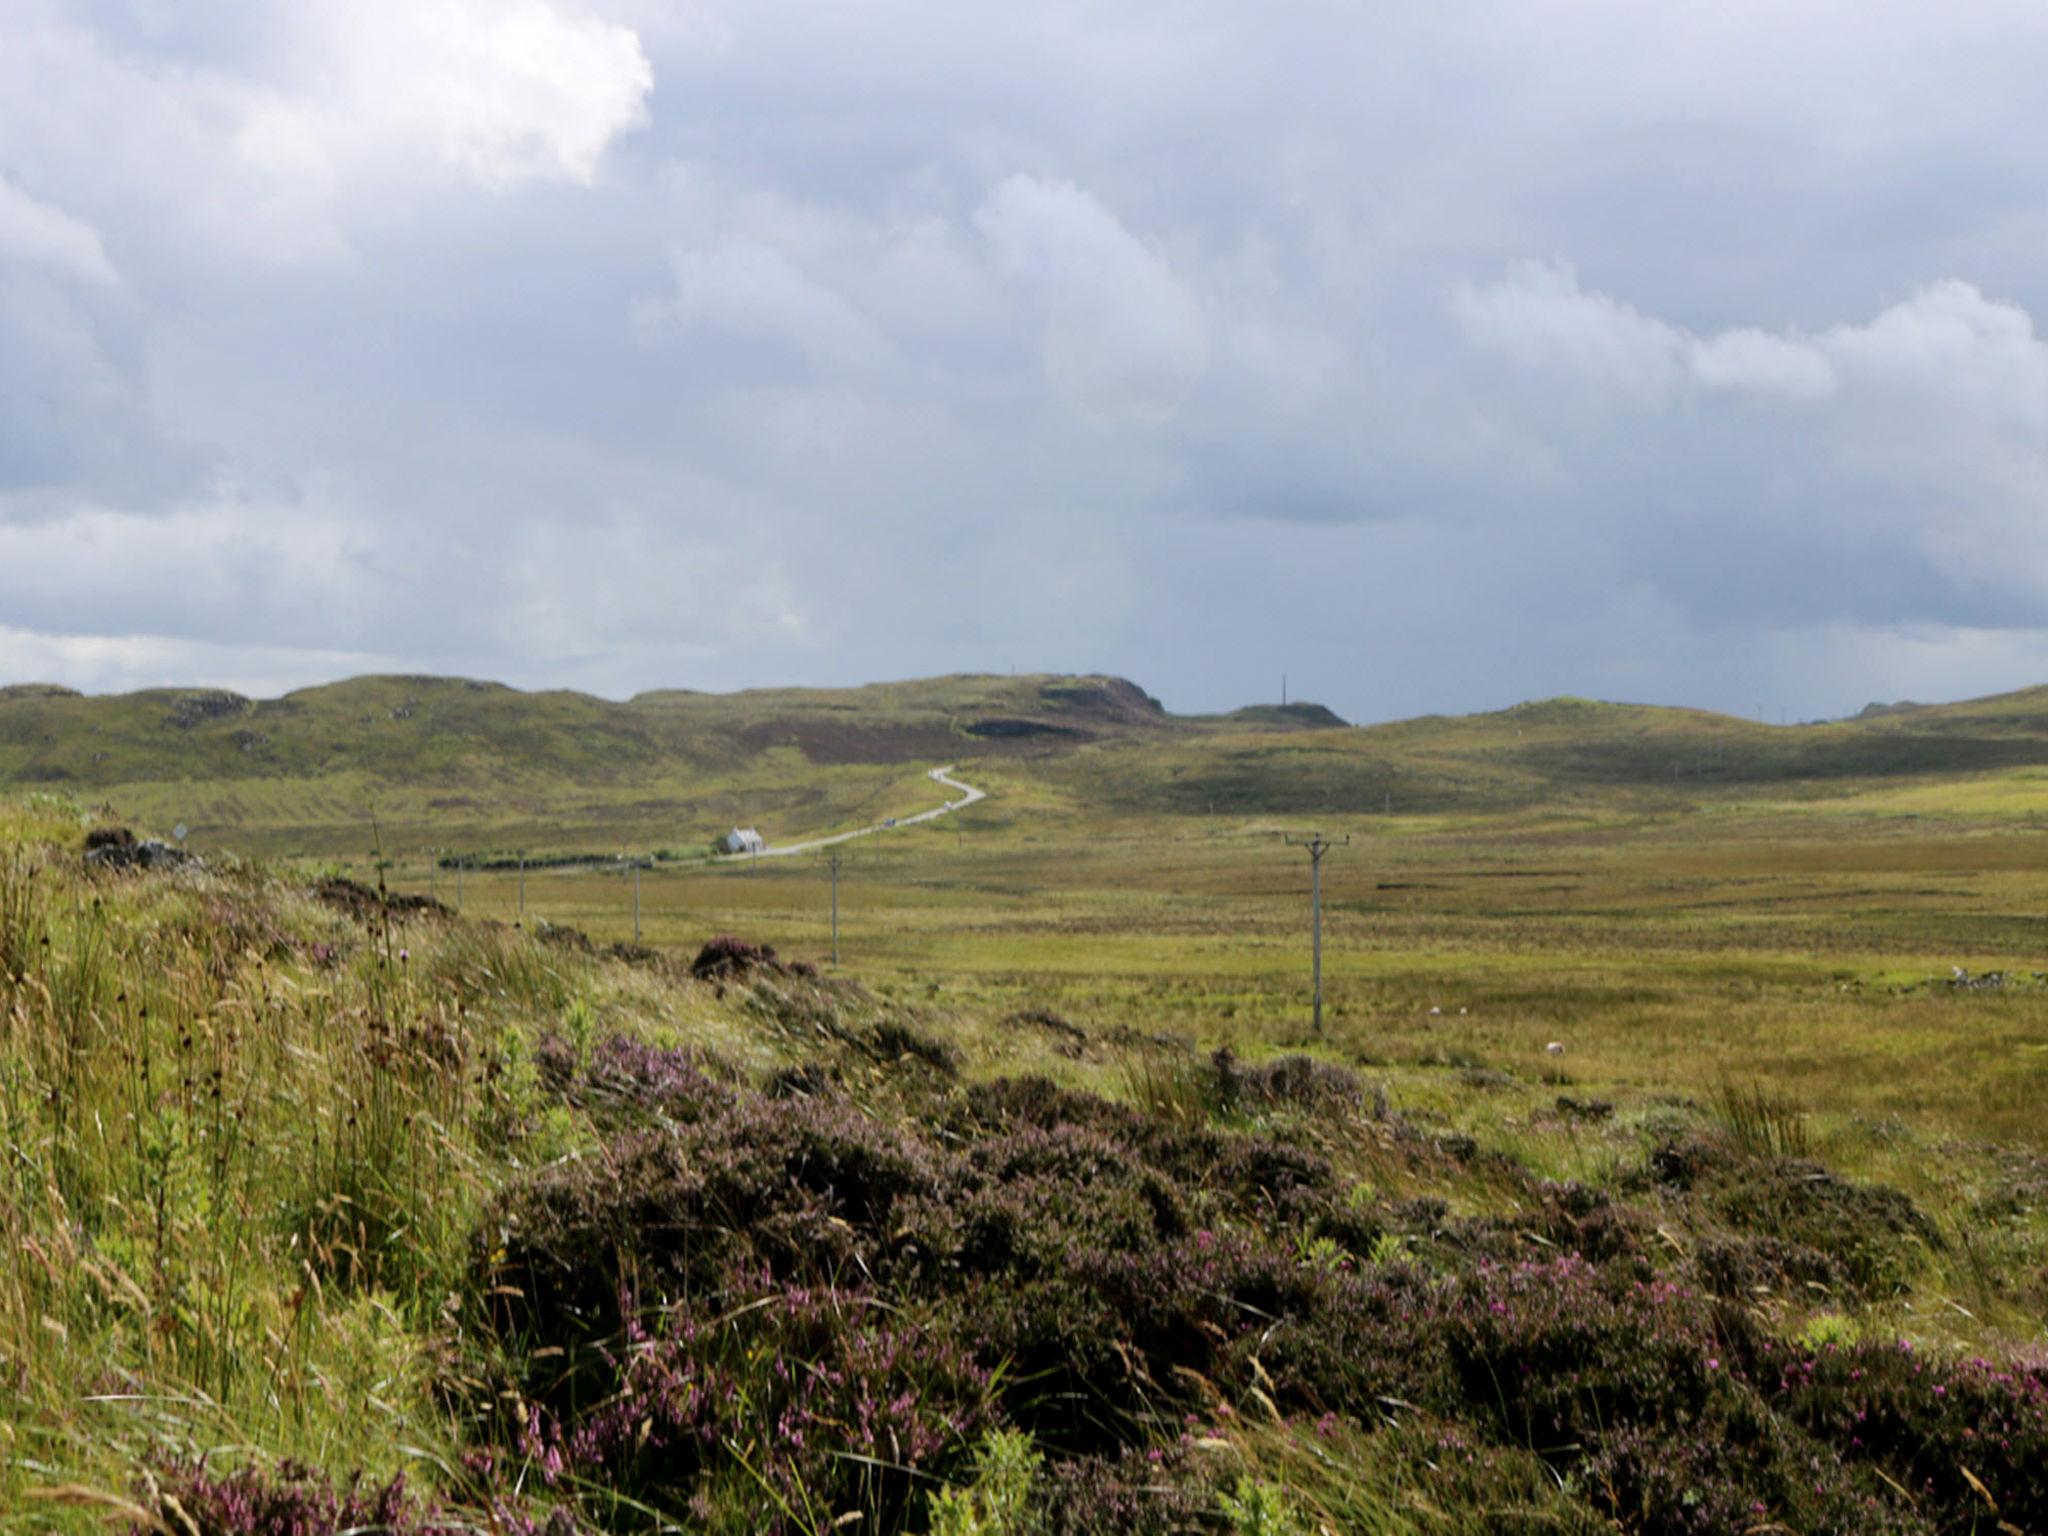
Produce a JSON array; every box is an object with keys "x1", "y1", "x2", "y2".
[
  {"x1": 8, "y1": 0, "x2": 2048, "y2": 723},
  {"x1": 0, "y1": 175, "x2": 118, "y2": 287},
  {"x1": 975, "y1": 175, "x2": 1209, "y2": 429},
  {"x1": 1454, "y1": 268, "x2": 2048, "y2": 632}
]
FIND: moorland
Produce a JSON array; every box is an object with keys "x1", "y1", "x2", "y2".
[{"x1": 1, "y1": 671, "x2": 2045, "y2": 1533}]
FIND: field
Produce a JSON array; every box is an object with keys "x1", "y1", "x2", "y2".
[
  {"x1": 3, "y1": 675, "x2": 2048, "y2": 1532},
  {"x1": 357, "y1": 761, "x2": 2048, "y2": 1144}
]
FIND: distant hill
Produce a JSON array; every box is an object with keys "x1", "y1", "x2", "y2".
[
  {"x1": 1042, "y1": 684, "x2": 2048, "y2": 817},
  {"x1": 0, "y1": 672, "x2": 1185, "y2": 854},
  {"x1": 0, "y1": 672, "x2": 1166, "y2": 787},
  {"x1": 1213, "y1": 702, "x2": 1349, "y2": 729},
  {"x1": 9, "y1": 671, "x2": 2048, "y2": 848}
]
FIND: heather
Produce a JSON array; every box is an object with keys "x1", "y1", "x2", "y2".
[
  {"x1": 477, "y1": 1064, "x2": 2046, "y2": 1533},
  {"x1": 0, "y1": 793, "x2": 2043, "y2": 1536}
]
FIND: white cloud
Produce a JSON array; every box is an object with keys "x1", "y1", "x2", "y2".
[
  {"x1": 976, "y1": 175, "x2": 1209, "y2": 429},
  {"x1": 1690, "y1": 329, "x2": 1837, "y2": 400},
  {"x1": 1821, "y1": 279, "x2": 2048, "y2": 417},
  {"x1": 1453, "y1": 262, "x2": 1845, "y2": 403},
  {"x1": 0, "y1": 495, "x2": 377, "y2": 642},
  {"x1": 638, "y1": 237, "x2": 898, "y2": 376},
  {"x1": 1451, "y1": 261, "x2": 1687, "y2": 400},
  {"x1": 243, "y1": 0, "x2": 654, "y2": 193},
  {"x1": 0, "y1": 624, "x2": 399, "y2": 699},
  {"x1": 0, "y1": 176, "x2": 117, "y2": 286},
  {"x1": 1455, "y1": 266, "x2": 2048, "y2": 628}
]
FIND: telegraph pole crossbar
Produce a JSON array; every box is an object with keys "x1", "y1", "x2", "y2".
[{"x1": 1284, "y1": 832, "x2": 1349, "y2": 1033}]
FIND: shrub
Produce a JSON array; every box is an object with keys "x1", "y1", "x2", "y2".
[
  {"x1": 520, "y1": 1279, "x2": 994, "y2": 1533},
  {"x1": 691, "y1": 934, "x2": 784, "y2": 980},
  {"x1": 927, "y1": 1429, "x2": 1042, "y2": 1536},
  {"x1": 1210, "y1": 1047, "x2": 1364, "y2": 1115},
  {"x1": 1773, "y1": 1339, "x2": 2048, "y2": 1530},
  {"x1": 1217, "y1": 1477, "x2": 1310, "y2": 1536},
  {"x1": 1712, "y1": 1159, "x2": 1938, "y2": 1297},
  {"x1": 536, "y1": 1032, "x2": 737, "y2": 1124},
  {"x1": 474, "y1": 1071, "x2": 2040, "y2": 1536},
  {"x1": 132, "y1": 1459, "x2": 578, "y2": 1536}
]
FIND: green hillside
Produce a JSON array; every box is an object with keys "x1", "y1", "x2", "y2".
[
  {"x1": 11, "y1": 672, "x2": 2048, "y2": 855},
  {"x1": 1052, "y1": 687, "x2": 2048, "y2": 817},
  {"x1": 0, "y1": 672, "x2": 1179, "y2": 857}
]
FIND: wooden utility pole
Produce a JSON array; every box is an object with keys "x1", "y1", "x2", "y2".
[
  {"x1": 826, "y1": 848, "x2": 844, "y2": 965},
  {"x1": 518, "y1": 851, "x2": 526, "y2": 919},
  {"x1": 633, "y1": 861, "x2": 642, "y2": 943},
  {"x1": 1284, "y1": 832, "x2": 1349, "y2": 1033}
]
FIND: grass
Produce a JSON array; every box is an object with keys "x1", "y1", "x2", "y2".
[
  {"x1": 4, "y1": 674, "x2": 2048, "y2": 1530},
  {"x1": 22, "y1": 669, "x2": 2048, "y2": 858}
]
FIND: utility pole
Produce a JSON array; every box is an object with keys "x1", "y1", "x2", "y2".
[
  {"x1": 518, "y1": 851, "x2": 526, "y2": 920},
  {"x1": 456, "y1": 855, "x2": 464, "y2": 911},
  {"x1": 825, "y1": 847, "x2": 845, "y2": 965},
  {"x1": 633, "y1": 861, "x2": 642, "y2": 943},
  {"x1": 1284, "y1": 832, "x2": 1349, "y2": 1033},
  {"x1": 1282, "y1": 672, "x2": 1288, "y2": 707}
]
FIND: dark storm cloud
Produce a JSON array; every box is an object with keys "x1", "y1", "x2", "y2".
[{"x1": 5, "y1": 0, "x2": 2048, "y2": 717}]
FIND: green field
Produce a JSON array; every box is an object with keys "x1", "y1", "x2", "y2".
[{"x1": 3, "y1": 674, "x2": 2048, "y2": 1532}]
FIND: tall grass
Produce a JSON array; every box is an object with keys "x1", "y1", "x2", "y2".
[
  {"x1": 0, "y1": 804, "x2": 590, "y2": 1528},
  {"x1": 1713, "y1": 1079, "x2": 1812, "y2": 1161}
]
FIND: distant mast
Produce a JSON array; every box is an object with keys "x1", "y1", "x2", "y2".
[{"x1": 1282, "y1": 673, "x2": 1287, "y2": 707}]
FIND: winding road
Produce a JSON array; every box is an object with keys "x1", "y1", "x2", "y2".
[{"x1": 718, "y1": 765, "x2": 986, "y2": 863}]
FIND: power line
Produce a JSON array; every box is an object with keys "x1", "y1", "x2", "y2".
[{"x1": 1283, "y1": 831, "x2": 1348, "y2": 1034}]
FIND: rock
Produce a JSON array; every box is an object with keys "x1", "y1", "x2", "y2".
[{"x1": 85, "y1": 837, "x2": 194, "y2": 872}]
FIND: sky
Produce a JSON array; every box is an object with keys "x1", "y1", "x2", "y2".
[{"x1": 4, "y1": 1, "x2": 2048, "y2": 723}]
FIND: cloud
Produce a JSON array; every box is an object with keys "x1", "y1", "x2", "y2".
[
  {"x1": 976, "y1": 175, "x2": 1209, "y2": 429},
  {"x1": 237, "y1": 0, "x2": 653, "y2": 192},
  {"x1": 0, "y1": 172, "x2": 194, "y2": 498},
  {"x1": 1452, "y1": 261, "x2": 1840, "y2": 403},
  {"x1": 0, "y1": 3, "x2": 653, "y2": 279},
  {"x1": 1451, "y1": 261, "x2": 1689, "y2": 400},
  {"x1": 637, "y1": 237, "x2": 899, "y2": 377},
  {"x1": 12, "y1": 0, "x2": 2048, "y2": 725},
  {"x1": 1689, "y1": 329, "x2": 1837, "y2": 400},
  {"x1": 0, "y1": 176, "x2": 117, "y2": 286},
  {"x1": 1454, "y1": 266, "x2": 2048, "y2": 637},
  {"x1": 0, "y1": 624, "x2": 400, "y2": 700}
]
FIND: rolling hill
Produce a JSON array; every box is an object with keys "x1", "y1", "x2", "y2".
[
  {"x1": 0, "y1": 672, "x2": 1204, "y2": 855},
  {"x1": 10, "y1": 671, "x2": 2048, "y2": 854}
]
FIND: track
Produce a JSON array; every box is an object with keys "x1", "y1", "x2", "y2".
[{"x1": 717, "y1": 765, "x2": 985, "y2": 863}]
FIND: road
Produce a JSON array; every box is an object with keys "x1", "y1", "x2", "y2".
[{"x1": 718, "y1": 765, "x2": 986, "y2": 863}]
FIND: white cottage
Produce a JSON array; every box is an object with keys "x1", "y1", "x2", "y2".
[{"x1": 719, "y1": 827, "x2": 766, "y2": 855}]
